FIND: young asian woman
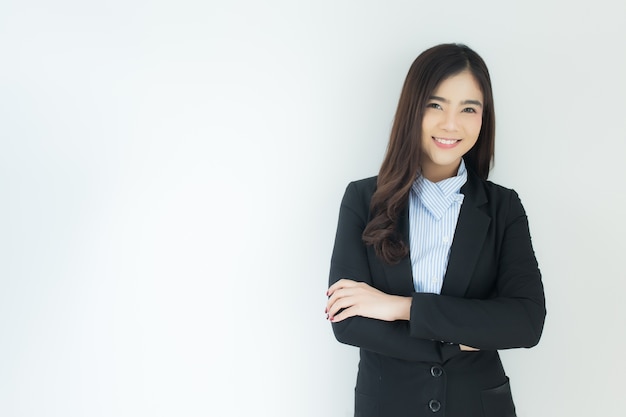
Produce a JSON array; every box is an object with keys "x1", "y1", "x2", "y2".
[{"x1": 325, "y1": 44, "x2": 546, "y2": 417}]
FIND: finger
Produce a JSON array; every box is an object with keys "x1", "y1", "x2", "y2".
[
  {"x1": 459, "y1": 344, "x2": 480, "y2": 351},
  {"x1": 327, "y1": 278, "x2": 358, "y2": 296},
  {"x1": 329, "y1": 279, "x2": 369, "y2": 297},
  {"x1": 327, "y1": 290, "x2": 359, "y2": 317},
  {"x1": 326, "y1": 286, "x2": 360, "y2": 313},
  {"x1": 326, "y1": 286, "x2": 353, "y2": 310},
  {"x1": 330, "y1": 306, "x2": 358, "y2": 323},
  {"x1": 327, "y1": 295, "x2": 359, "y2": 319}
]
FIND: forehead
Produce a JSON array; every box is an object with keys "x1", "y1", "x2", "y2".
[{"x1": 432, "y1": 71, "x2": 483, "y2": 100}]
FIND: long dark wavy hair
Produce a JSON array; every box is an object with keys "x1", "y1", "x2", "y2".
[{"x1": 362, "y1": 43, "x2": 496, "y2": 264}]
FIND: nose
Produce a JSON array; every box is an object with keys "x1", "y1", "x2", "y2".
[{"x1": 440, "y1": 111, "x2": 459, "y2": 131}]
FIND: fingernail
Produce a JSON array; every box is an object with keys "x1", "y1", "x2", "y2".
[
  {"x1": 326, "y1": 314, "x2": 329, "y2": 320},
  {"x1": 324, "y1": 307, "x2": 328, "y2": 314}
]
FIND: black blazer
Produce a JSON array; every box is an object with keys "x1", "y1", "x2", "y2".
[{"x1": 329, "y1": 169, "x2": 546, "y2": 417}]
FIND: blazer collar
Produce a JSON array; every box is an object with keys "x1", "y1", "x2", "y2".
[
  {"x1": 381, "y1": 169, "x2": 491, "y2": 297},
  {"x1": 440, "y1": 170, "x2": 490, "y2": 297}
]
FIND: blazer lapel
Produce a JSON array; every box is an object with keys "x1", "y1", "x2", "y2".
[
  {"x1": 381, "y1": 203, "x2": 416, "y2": 296},
  {"x1": 440, "y1": 171, "x2": 491, "y2": 297}
]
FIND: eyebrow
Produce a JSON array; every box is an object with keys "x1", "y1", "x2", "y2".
[{"x1": 429, "y1": 95, "x2": 483, "y2": 107}]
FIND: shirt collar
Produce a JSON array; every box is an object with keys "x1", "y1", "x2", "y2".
[{"x1": 411, "y1": 159, "x2": 468, "y2": 219}]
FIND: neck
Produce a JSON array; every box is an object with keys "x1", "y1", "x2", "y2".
[{"x1": 421, "y1": 163, "x2": 460, "y2": 183}]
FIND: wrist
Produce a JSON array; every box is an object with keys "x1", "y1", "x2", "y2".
[{"x1": 393, "y1": 296, "x2": 412, "y2": 321}]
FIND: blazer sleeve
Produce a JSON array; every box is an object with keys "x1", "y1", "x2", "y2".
[
  {"x1": 408, "y1": 190, "x2": 546, "y2": 350},
  {"x1": 329, "y1": 181, "x2": 460, "y2": 363}
]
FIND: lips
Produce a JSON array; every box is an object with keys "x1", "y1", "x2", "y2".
[
  {"x1": 433, "y1": 137, "x2": 460, "y2": 145},
  {"x1": 433, "y1": 136, "x2": 461, "y2": 145}
]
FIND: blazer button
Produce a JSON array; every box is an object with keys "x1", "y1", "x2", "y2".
[
  {"x1": 428, "y1": 399, "x2": 441, "y2": 412},
  {"x1": 430, "y1": 366, "x2": 443, "y2": 377},
  {"x1": 429, "y1": 399, "x2": 441, "y2": 412}
]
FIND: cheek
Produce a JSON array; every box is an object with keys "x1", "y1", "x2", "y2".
[
  {"x1": 421, "y1": 114, "x2": 433, "y2": 131},
  {"x1": 470, "y1": 118, "x2": 483, "y2": 137},
  {"x1": 421, "y1": 114, "x2": 440, "y2": 138}
]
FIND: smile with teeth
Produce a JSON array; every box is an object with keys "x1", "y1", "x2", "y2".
[{"x1": 433, "y1": 137, "x2": 460, "y2": 145}]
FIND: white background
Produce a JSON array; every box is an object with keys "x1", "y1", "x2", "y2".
[{"x1": 1, "y1": 1, "x2": 625, "y2": 416}]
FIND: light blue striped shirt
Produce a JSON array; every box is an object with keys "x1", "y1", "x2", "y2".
[{"x1": 408, "y1": 160, "x2": 467, "y2": 294}]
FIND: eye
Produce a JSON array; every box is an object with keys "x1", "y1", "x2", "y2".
[
  {"x1": 462, "y1": 107, "x2": 477, "y2": 113},
  {"x1": 427, "y1": 102, "x2": 442, "y2": 110}
]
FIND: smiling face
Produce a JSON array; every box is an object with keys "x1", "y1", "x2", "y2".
[{"x1": 420, "y1": 70, "x2": 484, "y2": 182}]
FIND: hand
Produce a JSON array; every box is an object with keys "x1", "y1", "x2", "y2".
[
  {"x1": 459, "y1": 344, "x2": 480, "y2": 351},
  {"x1": 326, "y1": 279, "x2": 411, "y2": 323}
]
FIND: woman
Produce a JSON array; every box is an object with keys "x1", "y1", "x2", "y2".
[{"x1": 325, "y1": 44, "x2": 546, "y2": 417}]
